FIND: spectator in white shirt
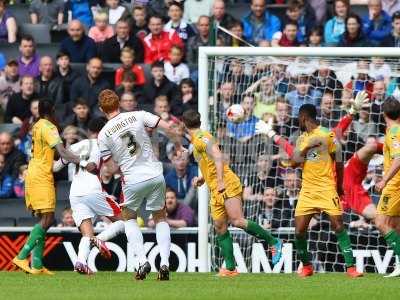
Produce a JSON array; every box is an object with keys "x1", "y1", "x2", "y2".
[{"x1": 164, "y1": 45, "x2": 189, "y2": 85}]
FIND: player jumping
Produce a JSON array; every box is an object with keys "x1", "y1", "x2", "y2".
[
  {"x1": 53, "y1": 117, "x2": 126, "y2": 275},
  {"x1": 182, "y1": 109, "x2": 283, "y2": 277},
  {"x1": 256, "y1": 91, "x2": 379, "y2": 221},
  {"x1": 374, "y1": 98, "x2": 400, "y2": 278},
  {"x1": 97, "y1": 90, "x2": 182, "y2": 281},
  {"x1": 290, "y1": 104, "x2": 362, "y2": 278},
  {"x1": 12, "y1": 100, "x2": 92, "y2": 275}
]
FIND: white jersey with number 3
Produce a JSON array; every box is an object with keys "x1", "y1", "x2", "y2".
[{"x1": 98, "y1": 111, "x2": 162, "y2": 185}]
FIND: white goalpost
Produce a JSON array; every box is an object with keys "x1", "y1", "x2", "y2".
[{"x1": 197, "y1": 47, "x2": 400, "y2": 273}]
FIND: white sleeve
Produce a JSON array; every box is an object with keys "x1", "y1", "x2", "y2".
[
  {"x1": 143, "y1": 111, "x2": 161, "y2": 128},
  {"x1": 98, "y1": 134, "x2": 112, "y2": 161}
]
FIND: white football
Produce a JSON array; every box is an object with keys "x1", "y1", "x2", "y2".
[{"x1": 226, "y1": 104, "x2": 245, "y2": 123}]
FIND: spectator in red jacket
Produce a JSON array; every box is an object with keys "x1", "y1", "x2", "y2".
[
  {"x1": 114, "y1": 47, "x2": 146, "y2": 87},
  {"x1": 142, "y1": 14, "x2": 184, "y2": 64}
]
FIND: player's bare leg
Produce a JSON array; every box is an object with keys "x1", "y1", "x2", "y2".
[
  {"x1": 375, "y1": 215, "x2": 400, "y2": 277},
  {"x1": 214, "y1": 217, "x2": 239, "y2": 277},
  {"x1": 121, "y1": 207, "x2": 150, "y2": 280},
  {"x1": 153, "y1": 209, "x2": 171, "y2": 281},
  {"x1": 74, "y1": 219, "x2": 95, "y2": 275},
  {"x1": 361, "y1": 204, "x2": 377, "y2": 221},
  {"x1": 94, "y1": 215, "x2": 124, "y2": 257},
  {"x1": 225, "y1": 196, "x2": 283, "y2": 265},
  {"x1": 294, "y1": 215, "x2": 314, "y2": 277},
  {"x1": 329, "y1": 215, "x2": 363, "y2": 277}
]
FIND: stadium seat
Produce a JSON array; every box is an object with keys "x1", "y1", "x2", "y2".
[
  {"x1": 0, "y1": 217, "x2": 16, "y2": 226},
  {"x1": 8, "y1": 4, "x2": 30, "y2": 24},
  {"x1": 0, "y1": 43, "x2": 19, "y2": 61},
  {"x1": 17, "y1": 217, "x2": 37, "y2": 227},
  {"x1": 36, "y1": 43, "x2": 60, "y2": 60},
  {"x1": 0, "y1": 123, "x2": 21, "y2": 136},
  {"x1": 56, "y1": 180, "x2": 71, "y2": 201},
  {"x1": 19, "y1": 24, "x2": 52, "y2": 44}
]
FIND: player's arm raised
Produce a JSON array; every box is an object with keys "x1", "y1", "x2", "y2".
[{"x1": 157, "y1": 119, "x2": 185, "y2": 154}]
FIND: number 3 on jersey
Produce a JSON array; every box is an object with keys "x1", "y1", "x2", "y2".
[{"x1": 120, "y1": 132, "x2": 138, "y2": 156}]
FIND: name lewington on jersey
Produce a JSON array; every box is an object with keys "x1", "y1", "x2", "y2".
[{"x1": 105, "y1": 115, "x2": 137, "y2": 137}]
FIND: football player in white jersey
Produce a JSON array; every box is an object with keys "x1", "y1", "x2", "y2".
[
  {"x1": 54, "y1": 118, "x2": 126, "y2": 275},
  {"x1": 97, "y1": 90, "x2": 183, "y2": 281}
]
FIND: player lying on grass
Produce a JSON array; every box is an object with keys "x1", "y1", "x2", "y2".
[
  {"x1": 182, "y1": 109, "x2": 283, "y2": 277},
  {"x1": 374, "y1": 98, "x2": 400, "y2": 278},
  {"x1": 289, "y1": 104, "x2": 362, "y2": 277},
  {"x1": 53, "y1": 117, "x2": 126, "y2": 275},
  {"x1": 97, "y1": 90, "x2": 185, "y2": 281},
  {"x1": 255, "y1": 91, "x2": 379, "y2": 221},
  {"x1": 13, "y1": 100, "x2": 94, "y2": 275}
]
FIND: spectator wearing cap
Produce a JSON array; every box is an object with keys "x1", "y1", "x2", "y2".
[
  {"x1": 55, "y1": 52, "x2": 80, "y2": 112},
  {"x1": 29, "y1": 0, "x2": 64, "y2": 27},
  {"x1": 18, "y1": 35, "x2": 40, "y2": 77},
  {"x1": 0, "y1": 132, "x2": 26, "y2": 179},
  {"x1": 70, "y1": 57, "x2": 110, "y2": 116},
  {"x1": 142, "y1": 61, "x2": 179, "y2": 109},
  {"x1": 381, "y1": 11, "x2": 400, "y2": 46},
  {"x1": 60, "y1": 20, "x2": 97, "y2": 63},
  {"x1": 164, "y1": 1, "x2": 196, "y2": 45},
  {"x1": 0, "y1": 0, "x2": 17, "y2": 43},
  {"x1": 363, "y1": 0, "x2": 392, "y2": 45},
  {"x1": 5, "y1": 76, "x2": 38, "y2": 125},
  {"x1": 324, "y1": 0, "x2": 349, "y2": 46},
  {"x1": 186, "y1": 16, "x2": 211, "y2": 72},
  {"x1": 100, "y1": 19, "x2": 144, "y2": 63},
  {"x1": 242, "y1": 0, "x2": 281, "y2": 46},
  {"x1": 142, "y1": 15, "x2": 184, "y2": 64},
  {"x1": 338, "y1": 13, "x2": 369, "y2": 47},
  {"x1": 0, "y1": 60, "x2": 20, "y2": 113},
  {"x1": 36, "y1": 56, "x2": 64, "y2": 106}
]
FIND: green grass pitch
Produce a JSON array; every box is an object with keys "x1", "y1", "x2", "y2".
[{"x1": 0, "y1": 272, "x2": 399, "y2": 300}]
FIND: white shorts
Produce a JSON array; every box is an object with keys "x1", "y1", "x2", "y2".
[
  {"x1": 70, "y1": 192, "x2": 121, "y2": 227},
  {"x1": 121, "y1": 174, "x2": 166, "y2": 212}
]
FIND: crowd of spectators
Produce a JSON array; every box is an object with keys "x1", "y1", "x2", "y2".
[{"x1": 0, "y1": 0, "x2": 397, "y2": 228}]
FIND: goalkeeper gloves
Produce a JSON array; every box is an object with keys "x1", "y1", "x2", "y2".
[
  {"x1": 255, "y1": 119, "x2": 276, "y2": 138},
  {"x1": 348, "y1": 91, "x2": 369, "y2": 115}
]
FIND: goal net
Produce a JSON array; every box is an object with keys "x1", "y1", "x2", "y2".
[{"x1": 197, "y1": 47, "x2": 400, "y2": 274}]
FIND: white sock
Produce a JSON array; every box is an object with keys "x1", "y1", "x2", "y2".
[
  {"x1": 124, "y1": 219, "x2": 147, "y2": 265},
  {"x1": 97, "y1": 220, "x2": 125, "y2": 241},
  {"x1": 77, "y1": 236, "x2": 91, "y2": 265},
  {"x1": 156, "y1": 221, "x2": 171, "y2": 267}
]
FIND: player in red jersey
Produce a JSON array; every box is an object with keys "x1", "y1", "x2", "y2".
[{"x1": 256, "y1": 91, "x2": 380, "y2": 220}]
